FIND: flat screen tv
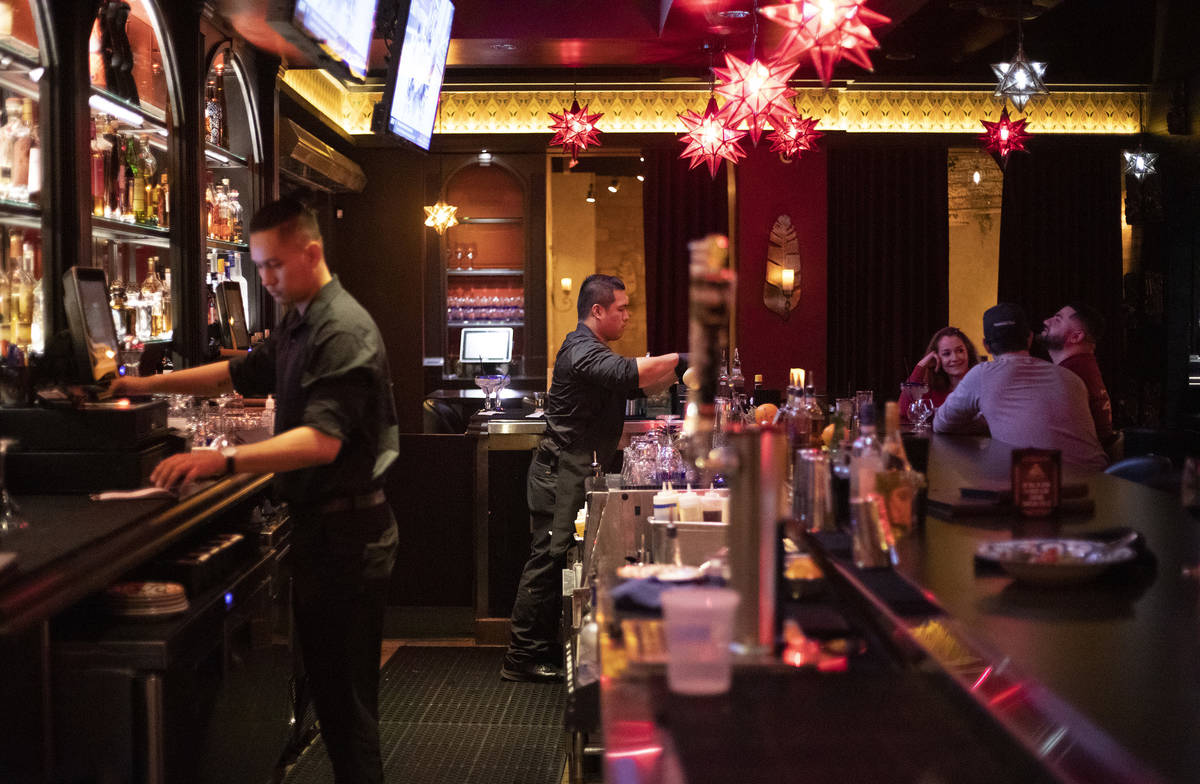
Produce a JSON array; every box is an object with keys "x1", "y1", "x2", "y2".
[
  {"x1": 270, "y1": 0, "x2": 380, "y2": 81},
  {"x1": 62, "y1": 266, "x2": 121, "y2": 383},
  {"x1": 459, "y1": 327, "x2": 513, "y2": 364},
  {"x1": 378, "y1": 0, "x2": 455, "y2": 150}
]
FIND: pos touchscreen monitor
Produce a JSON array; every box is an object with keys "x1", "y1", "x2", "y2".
[
  {"x1": 62, "y1": 266, "x2": 121, "y2": 383},
  {"x1": 459, "y1": 327, "x2": 513, "y2": 364},
  {"x1": 214, "y1": 280, "x2": 251, "y2": 350}
]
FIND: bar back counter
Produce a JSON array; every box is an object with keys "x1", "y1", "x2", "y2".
[
  {"x1": 585, "y1": 433, "x2": 1197, "y2": 784},
  {"x1": 0, "y1": 473, "x2": 295, "y2": 784}
]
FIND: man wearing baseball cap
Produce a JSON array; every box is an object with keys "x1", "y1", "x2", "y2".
[{"x1": 934, "y1": 302, "x2": 1107, "y2": 470}]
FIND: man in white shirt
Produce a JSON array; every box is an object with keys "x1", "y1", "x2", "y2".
[{"x1": 934, "y1": 302, "x2": 1108, "y2": 471}]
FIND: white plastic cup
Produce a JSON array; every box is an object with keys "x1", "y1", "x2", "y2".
[{"x1": 661, "y1": 587, "x2": 740, "y2": 695}]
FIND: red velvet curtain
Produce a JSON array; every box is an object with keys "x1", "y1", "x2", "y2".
[
  {"x1": 998, "y1": 137, "x2": 1124, "y2": 379},
  {"x1": 642, "y1": 149, "x2": 730, "y2": 354},
  {"x1": 826, "y1": 139, "x2": 950, "y2": 401}
]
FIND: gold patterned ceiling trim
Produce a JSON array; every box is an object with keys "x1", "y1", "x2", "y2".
[{"x1": 280, "y1": 70, "x2": 1143, "y2": 136}]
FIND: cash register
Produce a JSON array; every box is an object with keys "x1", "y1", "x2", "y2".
[{"x1": 0, "y1": 266, "x2": 180, "y2": 493}]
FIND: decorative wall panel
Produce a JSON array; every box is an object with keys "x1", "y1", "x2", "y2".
[{"x1": 281, "y1": 70, "x2": 1144, "y2": 137}]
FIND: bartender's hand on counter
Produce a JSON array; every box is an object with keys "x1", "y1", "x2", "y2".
[
  {"x1": 150, "y1": 449, "x2": 225, "y2": 489},
  {"x1": 110, "y1": 361, "x2": 235, "y2": 399}
]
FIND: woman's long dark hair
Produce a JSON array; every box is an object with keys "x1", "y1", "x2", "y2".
[{"x1": 923, "y1": 327, "x2": 980, "y2": 394}]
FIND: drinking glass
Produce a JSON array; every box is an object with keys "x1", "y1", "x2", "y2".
[
  {"x1": 464, "y1": 243, "x2": 476, "y2": 269},
  {"x1": 0, "y1": 438, "x2": 29, "y2": 536},
  {"x1": 909, "y1": 398, "x2": 935, "y2": 431},
  {"x1": 855, "y1": 390, "x2": 874, "y2": 417},
  {"x1": 532, "y1": 392, "x2": 546, "y2": 416},
  {"x1": 474, "y1": 374, "x2": 508, "y2": 414}
]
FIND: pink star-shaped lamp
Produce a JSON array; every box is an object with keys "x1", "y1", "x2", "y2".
[
  {"x1": 759, "y1": 0, "x2": 891, "y2": 87},
  {"x1": 548, "y1": 99, "x2": 604, "y2": 164},
  {"x1": 678, "y1": 96, "x2": 748, "y2": 178},
  {"x1": 979, "y1": 107, "x2": 1031, "y2": 162},
  {"x1": 713, "y1": 53, "x2": 800, "y2": 145},
  {"x1": 768, "y1": 114, "x2": 823, "y2": 160}
]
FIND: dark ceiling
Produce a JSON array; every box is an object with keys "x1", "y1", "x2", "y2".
[{"x1": 220, "y1": 0, "x2": 1163, "y2": 89}]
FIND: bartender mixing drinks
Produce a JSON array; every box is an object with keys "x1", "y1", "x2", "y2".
[{"x1": 500, "y1": 274, "x2": 683, "y2": 682}]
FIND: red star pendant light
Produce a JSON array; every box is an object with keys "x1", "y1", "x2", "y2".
[
  {"x1": 759, "y1": 0, "x2": 891, "y2": 87},
  {"x1": 678, "y1": 96, "x2": 748, "y2": 178},
  {"x1": 713, "y1": 53, "x2": 800, "y2": 145},
  {"x1": 548, "y1": 98, "x2": 604, "y2": 164},
  {"x1": 979, "y1": 107, "x2": 1031, "y2": 163},
  {"x1": 768, "y1": 113, "x2": 823, "y2": 160}
]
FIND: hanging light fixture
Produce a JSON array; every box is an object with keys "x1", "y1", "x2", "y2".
[
  {"x1": 1122, "y1": 95, "x2": 1157, "y2": 181},
  {"x1": 678, "y1": 95, "x2": 748, "y2": 178},
  {"x1": 423, "y1": 202, "x2": 459, "y2": 234},
  {"x1": 768, "y1": 112, "x2": 823, "y2": 160},
  {"x1": 608, "y1": 178, "x2": 620, "y2": 193},
  {"x1": 585, "y1": 183, "x2": 596, "y2": 203},
  {"x1": 714, "y1": 53, "x2": 800, "y2": 145},
  {"x1": 992, "y1": 44, "x2": 1048, "y2": 111},
  {"x1": 548, "y1": 93, "x2": 604, "y2": 165},
  {"x1": 759, "y1": 0, "x2": 891, "y2": 88},
  {"x1": 979, "y1": 107, "x2": 1031, "y2": 163}
]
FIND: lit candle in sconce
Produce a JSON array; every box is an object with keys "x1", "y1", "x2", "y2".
[
  {"x1": 560, "y1": 277, "x2": 572, "y2": 293},
  {"x1": 789, "y1": 368, "x2": 804, "y2": 388},
  {"x1": 780, "y1": 268, "x2": 794, "y2": 296}
]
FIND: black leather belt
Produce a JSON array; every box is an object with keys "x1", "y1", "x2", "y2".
[{"x1": 317, "y1": 489, "x2": 387, "y2": 514}]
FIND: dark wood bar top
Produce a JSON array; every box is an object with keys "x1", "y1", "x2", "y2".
[
  {"x1": 0, "y1": 473, "x2": 273, "y2": 636},
  {"x1": 896, "y1": 434, "x2": 1200, "y2": 783}
]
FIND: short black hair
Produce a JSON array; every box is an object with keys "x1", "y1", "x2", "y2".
[
  {"x1": 577, "y1": 274, "x2": 625, "y2": 321},
  {"x1": 1065, "y1": 301, "x2": 1105, "y2": 344},
  {"x1": 248, "y1": 196, "x2": 322, "y2": 244}
]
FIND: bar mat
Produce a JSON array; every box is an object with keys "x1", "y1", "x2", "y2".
[{"x1": 282, "y1": 646, "x2": 565, "y2": 784}]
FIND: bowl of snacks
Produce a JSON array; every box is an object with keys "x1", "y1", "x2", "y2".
[{"x1": 976, "y1": 538, "x2": 1137, "y2": 586}]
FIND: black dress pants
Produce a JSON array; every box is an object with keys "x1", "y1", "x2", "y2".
[
  {"x1": 505, "y1": 450, "x2": 588, "y2": 665},
  {"x1": 291, "y1": 501, "x2": 398, "y2": 784}
]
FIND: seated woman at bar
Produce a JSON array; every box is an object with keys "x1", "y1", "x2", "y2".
[{"x1": 899, "y1": 327, "x2": 979, "y2": 421}]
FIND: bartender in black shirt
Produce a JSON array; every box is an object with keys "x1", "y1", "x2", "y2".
[
  {"x1": 501, "y1": 274, "x2": 682, "y2": 682},
  {"x1": 112, "y1": 198, "x2": 399, "y2": 784}
]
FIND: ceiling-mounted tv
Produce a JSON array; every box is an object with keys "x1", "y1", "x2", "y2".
[
  {"x1": 376, "y1": 0, "x2": 455, "y2": 150},
  {"x1": 268, "y1": 0, "x2": 380, "y2": 82}
]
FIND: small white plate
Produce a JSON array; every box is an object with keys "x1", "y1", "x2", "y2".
[{"x1": 977, "y1": 538, "x2": 1136, "y2": 586}]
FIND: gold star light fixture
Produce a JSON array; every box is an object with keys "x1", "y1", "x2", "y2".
[{"x1": 423, "y1": 202, "x2": 459, "y2": 234}]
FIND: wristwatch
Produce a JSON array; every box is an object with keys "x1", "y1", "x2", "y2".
[{"x1": 220, "y1": 445, "x2": 238, "y2": 475}]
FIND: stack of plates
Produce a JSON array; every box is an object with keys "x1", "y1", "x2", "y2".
[{"x1": 103, "y1": 581, "x2": 189, "y2": 620}]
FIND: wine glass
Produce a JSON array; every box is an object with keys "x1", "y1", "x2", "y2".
[
  {"x1": 909, "y1": 398, "x2": 935, "y2": 432},
  {"x1": 474, "y1": 374, "x2": 508, "y2": 414},
  {"x1": 0, "y1": 438, "x2": 29, "y2": 536}
]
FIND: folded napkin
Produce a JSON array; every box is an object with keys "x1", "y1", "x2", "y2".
[
  {"x1": 611, "y1": 575, "x2": 725, "y2": 615},
  {"x1": 90, "y1": 480, "x2": 209, "y2": 502}
]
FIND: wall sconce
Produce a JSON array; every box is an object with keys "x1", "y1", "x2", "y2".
[
  {"x1": 607, "y1": 178, "x2": 620, "y2": 193},
  {"x1": 478, "y1": 149, "x2": 493, "y2": 166},
  {"x1": 789, "y1": 368, "x2": 805, "y2": 388},
  {"x1": 554, "y1": 276, "x2": 574, "y2": 311},
  {"x1": 763, "y1": 215, "x2": 801, "y2": 321}
]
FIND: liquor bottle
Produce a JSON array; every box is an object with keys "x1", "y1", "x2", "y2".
[
  {"x1": 140, "y1": 257, "x2": 164, "y2": 337},
  {"x1": 215, "y1": 63, "x2": 229, "y2": 149},
  {"x1": 849, "y1": 402, "x2": 883, "y2": 502},
  {"x1": 0, "y1": 234, "x2": 9, "y2": 344},
  {"x1": 27, "y1": 241, "x2": 41, "y2": 353},
  {"x1": 89, "y1": 118, "x2": 109, "y2": 215},
  {"x1": 774, "y1": 385, "x2": 811, "y2": 451},
  {"x1": 213, "y1": 181, "x2": 231, "y2": 241},
  {"x1": 156, "y1": 173, "x2": 169, "y2": 228},
  {"x1": 9, "y1": 239, "x2": 33, "y2": 348},
  {"x1": 9, "y1": 98, "x2": 30, "y2": 202},
  {"x1": 129, "y1": 135, "x2": 146, "y2": 222},
  {"x1": 716, "y1": 348, "x2": 730, "y2": 401},
  {"x1": 204, "y1": 172, "x2": 214, "y2": 237},
  {"x1": 114, "y1": 135, "x2": 128, "y2": 218},
  {"x1": 103, "y1": 120, "x2": 121, "y2": 216},
  {"x1": 881, "y1": 401, "x2": 911, "y2": 471},
  {"x1": 161, "y1": 266, "x2": 172, "y2": 333},
  {"x1": 0, "y1": 97, "x2": 21, "y2": 199},
  {"x1": 802, "y1": 372, "x2": 825, "y2": 447},
  {"x1": 228, "y1": 185, "x2": 244, "y2": 243},
  {"x1": 729, "y1": 347, "x2": 745, "y2": 398},
  {"x1": 204, "y1": 72, "x2": 224, "y2": 147},
  {"x1": 24, "y1": 99, "x2": 38, "y2": 203},
  {"x1": 750, "y1": 374, "x2": 763, "y2": 407},
  {"x1": 137, "y1": 134, "x2": 155, "y2": 223}
]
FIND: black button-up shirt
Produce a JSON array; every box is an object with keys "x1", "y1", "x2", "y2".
[
  {"x1": 542, "y1": 323, "x2": 640, "y2": 468},
  {"x1": 228, "y1": 276, "x2": 398, "y2": 506}
]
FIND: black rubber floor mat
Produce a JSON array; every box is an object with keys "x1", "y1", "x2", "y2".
[{"x1": 283, "y1": 647, "x2": 566, "y2": 784}]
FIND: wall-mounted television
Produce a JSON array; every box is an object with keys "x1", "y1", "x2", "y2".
[
  {"x1": 376, "y1": 0, "x2": 455, "y2": 150},
  {"x1": 269, "y1": 0, "x2": 380, "y2": 81}
]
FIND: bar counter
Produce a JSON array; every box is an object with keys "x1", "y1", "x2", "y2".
[
  {"x1": 0, "y1": 473, "x2": 274, "y2": 635},
  {"x1": 594, "y1": 433, "x2": 1196, "y2": 784},
  {"x1": 892, "y1": 434, "x2": 1200, "y2": 783}
]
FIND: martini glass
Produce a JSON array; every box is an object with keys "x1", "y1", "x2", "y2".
[
  {"x1": 474, "y1": 374, "x2": 509, "y2": 415},
  {"x1": 0, "y1": 438, "x2": 29, "y2": 536}
]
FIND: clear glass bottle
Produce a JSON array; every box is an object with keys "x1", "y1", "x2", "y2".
[
  {"x1": 128, "y1": 135, "x2": 146, "y2": 222},
  {"x1": 9, "y1": 98, "x2": 31, "y2": 202},
  {"x1": 161, "y1": 266, "x2": 172, "y2": 334},
  {"x1": 204, "y1": 73, "x2": 224, "y2": 147},
  {"x1": 137, "y1": 134, "x2": 156, "y2": 223},
  {"x1": 156, "y1": 173, "x2": 169, "y2": 228},
  {"x1": 802, "y1": 373, "x2": 825, "y2": 447},
  {"x1": 228, "y1": 185, "x2": 243, "y2": 243},
  {"x1": 0, "y1": 97, "x2": 22, "y2": 199},
  {"x1": 774, "y1": 385, "x2": 811, "y2": 452},
  {"x1": 24, "y1": 99, "x2": 38, "y2": 203},
  {"x1": 216, "y1": 179, "x2": 234, "y2": 241},
  {"x1": 729, "y1": 347, "x2": 745, "y2": 398},
  {"x1": 24, "y1": 240, "x2": 41, "y2": 353},
  {"x1": 140, "y1": 257, "x2": 164, "y2": 337},
  {"x1": 204, "y1": 172, "x2": 215, "y2": 238},
  {"x1": 716, "y1": 347, "x2": 730, "y2": 402},
  {"x1": 9, "y1": 240, "x2": 34, "y2": 349},
  {"x1": 89, "y1": 117, "x2": 108, "y2": 215},
  {"x1": 849, "y1": 402, "x2": 883, "y2": 501}
]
